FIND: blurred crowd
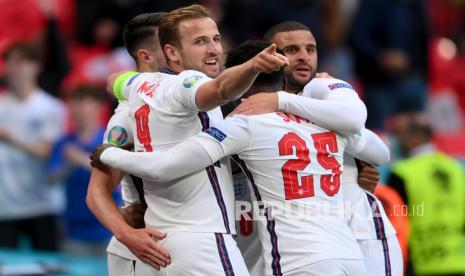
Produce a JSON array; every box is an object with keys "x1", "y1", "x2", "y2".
[{"x1": 0, "y1": 0, "x2": 464, "y2": 274}]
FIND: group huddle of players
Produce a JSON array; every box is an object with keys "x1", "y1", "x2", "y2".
[{"x1": 86, "y1": 4, "x2": 402, "y2": 276}]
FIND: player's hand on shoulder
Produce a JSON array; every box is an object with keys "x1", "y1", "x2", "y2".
[
  {"x1": 250, "y1": 44, "x2": 289, "y2": 73},
  {"x1": 90, "y1": 144, "x2": 116, "y2": 169},
  {"x1": 119, "y1": 227, "x2": 171, "y2": 270},
  {"x1": 228, "y1": 92, "x2": 278, "y2": 117},
  {"x1": 315, "y1": 71, "x2": 334, "y2": 78},
  {"x1": 357, "y1": 161, "x2": 380, "y2": 193}
]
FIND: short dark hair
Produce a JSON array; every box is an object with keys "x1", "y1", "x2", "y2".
[
  {"x1": 123, "y1": 12, "x2": 167, "y2": 60},
  {"x1": 67, "y1": 85, "x2": 108, "y2": 103},
  {"x1": 225, "y1": 40, "x2": 284, "y2": 87},
  {"x1": 263, "y1": 21, "x2": 310, "y2": 42},
  {"x1": 3, "y1": 43, "x2": 43, "y2": 63},
  {"x1": 158, "y1": 4, "x2": 211, "y2": 49}
]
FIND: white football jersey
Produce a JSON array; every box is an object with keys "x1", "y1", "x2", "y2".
[
  {"x1": 342, "y1": 155, "x2": 397, "y2": 240},
  {"x1": 119, "y1": 70, "x2": 235, "y2": 234},
  {"x1": 300, "y1": 78, "x2": 397, "y2": 240},
  {"x1": 198, "y1": 112, "x2": 364, "y2": 275}
]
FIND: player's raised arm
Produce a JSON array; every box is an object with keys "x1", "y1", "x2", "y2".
[
  {"x1": 230, "y1": 78, "x2": 367, "y2": 135},
  {"x1": 278, "y1": 78, "x2": 367, "y2": 134},
  {"x1": 195, "y1": 44, "x2": 288, "y2": 111},
  {"x1": 344, "y1": 128, "x2": 390, "y2": 166},
  {"x1": 91, "y1": 116, "x2": 253, "y2": 182}
]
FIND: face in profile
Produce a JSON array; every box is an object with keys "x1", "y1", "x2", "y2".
[
  {"x1": 176, "y1": 17, "x2": 223, "y2": 78},
  {"x1": 272, "y1": 30, "x2": 317, "y2": 92}
]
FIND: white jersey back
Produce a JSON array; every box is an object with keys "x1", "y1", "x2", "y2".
[
  {"x1": 122, "y1": 71, "x2": 235, "y2": 234},
  {"x1": 301, "y1": 78, "x2": 396, "y2": 240},
  {"x1": 204, "y1": 112, "x2": 363, "y2": 274},
  {"x1": 342, "y1": 155, "x2": 397, "y2": 240}
]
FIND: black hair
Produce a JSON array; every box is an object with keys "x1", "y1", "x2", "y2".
[
  {"x1": 263, "y1": 21, "x2": 310, "y2": 42},
  {"x1": 123, "y1": 12, "x2": 167, "y2": 60}
]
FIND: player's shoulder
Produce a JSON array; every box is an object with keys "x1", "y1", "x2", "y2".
[
  {"x1": 177, "y1": 70, "x2": 210, "y2": 88},
  {"x1": 302, "y1": 77, "x2": 355, "y2": 98}
]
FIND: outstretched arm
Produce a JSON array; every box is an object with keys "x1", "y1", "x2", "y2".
[
  {"x1": 195, "y1": 44, "x2": 288, "y2": 111},
  {"x1": 229, "y1": 78, "x2": 366, "y2": 135},
  {"x1": 345, "y1": 128, "x2": 390, "y2": 166},
  {"x1": 93, "y1": 116, "x2": 252, "y2": 182},
  {"x1": 96, "y1": 140, "x2": 215, "y2": 182},
  {"x1": 278, "y1": 78, "x2": 367, "y2": 134}
]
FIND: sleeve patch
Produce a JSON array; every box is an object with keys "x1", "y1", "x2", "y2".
[
  {"x1": 205, "y1": 127, "x2": 227, "y2": 142},
  {"x1": 328, "y1": 83, "x2": 353, "y2": 90},
  {"x1": 107, "y1": 126, "x2": 128, "y2": 146},
  {"x1": 183, "y1": 75, "x2": 204, "y2": 88}
]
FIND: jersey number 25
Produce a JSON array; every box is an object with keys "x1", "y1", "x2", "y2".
[{"x1": 279, "y1": 132, "x2": 341, "y2": 200}]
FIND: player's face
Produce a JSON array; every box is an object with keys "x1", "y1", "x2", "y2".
[
  {"x1": 272, "y1": 30, "x2": 317, "y2": 92},
  {"x1": 177, "y1": 17, "x2": 222, "y2": 78}
]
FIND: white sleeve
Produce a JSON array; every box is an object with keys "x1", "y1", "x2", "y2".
[
  {"x1": 170, "y1": 70, "x2": 212, "y2": 113},
  {"x1": 193, "y1": 115, "x2": 253, "y2": 162},
  {"x1": 103, "y1": 102, "x2": 138, "y2": 204},
  {"x1": 278, "y1": 78, "x2": 367, "y2": 135},
  {"x1": 103, "y1": 102, "x2": 134, "y2": 146},
  {"x1": 345, "y1": 129, "x2": 390, "y2": 165},
  {"x1": 100, "y1": 139, "x2": 214, "y2": 182},
  {"x1": 99, "y1": 116, "x2": 252, "y2": 182}
]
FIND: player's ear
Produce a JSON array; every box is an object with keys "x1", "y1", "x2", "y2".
[
  {"x1": 137, "y1": 49, "x2": 153, "y2": 65},
  {"x1": 164, "y1": 44, "x2": 180, "y2": 63}
]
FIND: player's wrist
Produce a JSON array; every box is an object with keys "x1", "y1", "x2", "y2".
[
  {"x1": 100, "y1": 147, "x2": 122, "y2": 166},
  {"x1": 277, "y1": 91, "x2": 290, "y2": 111}
]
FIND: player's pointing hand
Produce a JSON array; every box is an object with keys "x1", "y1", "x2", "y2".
[{"x1": 250, "y1": 43, "x2": 289, "y2": 73}]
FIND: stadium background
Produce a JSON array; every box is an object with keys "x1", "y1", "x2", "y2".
[{"x1": 0, "y1": 0, "x2": 464, "y2": 275}]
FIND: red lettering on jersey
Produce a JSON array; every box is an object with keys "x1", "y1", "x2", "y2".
[
  {"x1": 278, "y1": 131, "x2": 341, "y2": 199},
  {"x1": 277, "y1": 112, "x2": 312, "y2": 124},
  {"x1": 239, "y1": 212, "x2": 253, "y2": 236},
  {"x1": 137, "y1": 81, "x2": 159, "y2": 97},
  {"x1": 276, "y1": 112, "x2": 291, "y2": 122}
]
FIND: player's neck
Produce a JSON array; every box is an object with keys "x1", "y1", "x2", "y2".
[
  {"x1": 166, "y1": 61, "x2": 183, "y2": 74},
  {"x1": 284, "y1": 82, "x2": 303, "y2": 94},
  {"x1": 284, "y1": 87, "x2": 302, "y2": 94},
  {"x1": 9, "y1": 83, "x2": 37, "y2": 101}
]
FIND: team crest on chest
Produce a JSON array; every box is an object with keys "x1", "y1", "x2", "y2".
[{"x1": 234, "y1": 175, "x2": 248, "y2": 199}]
